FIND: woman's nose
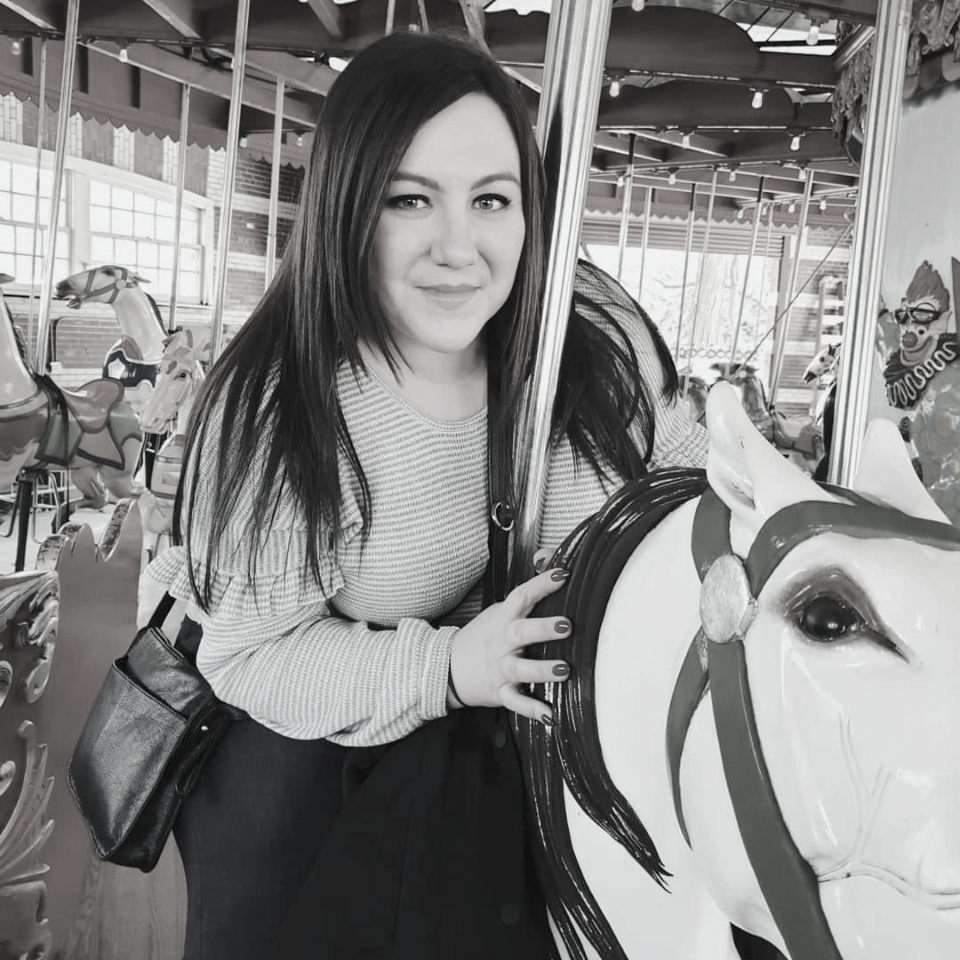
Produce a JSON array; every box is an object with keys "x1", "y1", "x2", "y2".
[{"x1": 431, "y1": 209, "x2": 478, "y2": 268}]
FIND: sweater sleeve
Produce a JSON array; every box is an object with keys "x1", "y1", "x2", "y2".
[{"x1": 145, "y1": 400, "x2": 457, "y2": 747}]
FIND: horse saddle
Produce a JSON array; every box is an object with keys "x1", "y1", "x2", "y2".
[{"x1": 60, "y1": 380, "x2": 125, "y2": 434}]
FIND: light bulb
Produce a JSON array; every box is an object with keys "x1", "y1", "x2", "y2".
[
  {"x1": 790, "y1": 134, "x2": 801, "y2": 151},
  {"x1": 751, "y1": 89, "x2": 763, "y2": 110},
  {"x1": 118, "y1": 46, "x2": 129, "y2": 63},
  {"x1": 681, "y1": 132, "x2": 691, "y2": 149},
  {"x1": 807, "y1": 22, "x2": 820, "y2": 45},
  {"x1": 819, "y1": 198, "x2": 827, "y2": 212},
  {"x1": 616, "y1": 174, "x2": 625, "y2": 188},
  {"x1": 728, "y1": 169, "x2": 737, "y2": 183},
  {"x1": 736, "y1": 208, "x2": 744, "y2": 220},
  {"x1": 296, "y1": 134, "x2": 304, "y2": 148},
  {"x1": 11, "y1": 38, "x2": 22, "y2": 56},
  {"x1": 788, "y1": 201, "x2": 797, "y2": 213},
  {"x1": 239, "y1": 135, "x2": 248, "y2": 148},
  {"x1": 609, "y1": 78, "x2": 621, "y2": 98},
  {"x1": 798, "y1": 166, "x2": 807, "y2": 181},
  {"x1": 631, "y1": 0, "x2": 645, "y2": 10},
  {"x1": 667, "y1": 170, "x2": 677, "y2": 185}
]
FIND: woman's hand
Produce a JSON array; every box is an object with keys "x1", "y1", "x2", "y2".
[{"x1": 448, "y1": 566, "x2": 572, "y2": 725}]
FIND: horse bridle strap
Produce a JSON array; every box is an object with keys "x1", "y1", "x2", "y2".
[
  {"x1": 81, "y1": 266, "x2": 136, "y2": 305},
  {"x1": 669, "y1": 487, "x2": 960, "y2": 960}
]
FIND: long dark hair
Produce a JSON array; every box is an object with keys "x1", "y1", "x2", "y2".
[{"x1": 177, "y1": 31, "x2": 672, "y2": 609}]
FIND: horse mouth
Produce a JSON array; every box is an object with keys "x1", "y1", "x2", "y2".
[
  {"x1": 822, "y1": 866, "x2": 960, "y2": 912},
  {"x1": 53, "y1": 284, "x2": 82, "y2": 308}
]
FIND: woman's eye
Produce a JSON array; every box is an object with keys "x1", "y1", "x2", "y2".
[
  {"x1": 386, "y1": 195, "x2": 428, "y2": 212},
  {"x1": 474, "y1": 194, "x2": 510, "y2": 212},
  {"x1": 796, "y1": 595, "x2": 862, "y2": 643}
]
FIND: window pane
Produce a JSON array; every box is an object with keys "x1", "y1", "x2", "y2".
[
  {"x1": 89, "y1": 206, "x2": 112, "y2": 232},
  {"x1": 91, "y1": 235, "x2": 114, "y2": 261},
  {"x1": 15, "y1": 225, "x2": 35, "y2": 249},
  {"x1": 134, "y1": 192, "x2": 155, "y2": 213},
  {"x1": 134, "y1": 211, "x2": 155, "y2": 238},
  {"x1": 179, "y1": 272, "x2": 199, "y2": 298},
  {"x1": 0, "y1": 224, "x2": 14, "y2": 250},
  {"x1": 138, "y1": 243, "x2": 159, "y2": 270},
  {"x1": 112, "y1": 208, "x2": 133, "y2": 234},
  {"x1": 0, "y1": 195, "x2": 9, "y2": 220},
  {"x1": 115, "y1": 238, "x2": 137, "y2": 263},
  {"x1": 155, "y1": 216, "x2": 174, "y2": 242},
  {"x1": 113, "y1": 187, "x2": 133, "y2": 210},
  {"x1": 179, "y1": 219, "x2": 198, "y2": 244},
  {"x1": 156, "y1": 199, "x2": 175, "y2": 220},
  {"x1": 89, "y1": 180, "x2": 111, "y2": 205},
  {"x1": 36, "y1": 168, "x2": 55, "y2": 197},
  {"x1": 0, "y1": 161, "x2": 10, "y2": 191},
  {"x1": 158, "y1": 245, "x2": 173, "y2": 268},
  {"x1": 12, "y1": 195, "x2": 35, "y2": 222},
  {"x1": 180, "y1": 247, "x2": 199, "y2": 271}
]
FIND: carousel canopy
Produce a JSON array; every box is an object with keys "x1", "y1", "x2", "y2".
[{"x1": 0, "y1": 0, "x2": 880, "y2": 222}]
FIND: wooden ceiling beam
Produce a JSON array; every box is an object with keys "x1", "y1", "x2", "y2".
[
  {"x1": 300, "y1": 0, "x2": 344, "y2": 40},
  {"x1": 0, "y1": 0, "x2": 59, "y2": 31},
  {"x1": 138, "y1": 0, "x2": 203, "y2": 40},
  {"x1": 88, "y1": 40, "x2": 319, "y2": 127}
]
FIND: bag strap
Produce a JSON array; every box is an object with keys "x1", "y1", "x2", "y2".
[
  {"x1": 148, "y1": 591, "x2": 176, "y2": 630},
  {"x1": 484, "y1": 369, "x2": 513, "y2": 608}
]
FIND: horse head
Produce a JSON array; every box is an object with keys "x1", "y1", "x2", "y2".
[
  {"x1": 138, "y1": 328, "x2": 206, "y2": 435},
  {"x1": 55, "y1": 264, "x2": 149, "y2": 309},
  {"x1": 803, "y1": 342, "x2": 842, "y2": 384},
  {"x1": 680, "y1": 382, "x2": 960, "y2": 959}
]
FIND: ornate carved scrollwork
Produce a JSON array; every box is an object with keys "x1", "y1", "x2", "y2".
[
  {"x1": 0, "y1": 721, "x2": 54, "y2": 959},
  {"x1": 0, "y1": 570, "x2": 59, "y2": 959}
]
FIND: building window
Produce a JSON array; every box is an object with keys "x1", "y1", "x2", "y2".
[
  {"x1": 88, "y1": 180, "x2": 203, "y2": 300},
  {"x1": 0, "y1": 160, "x2": 70, "y2": 284}
]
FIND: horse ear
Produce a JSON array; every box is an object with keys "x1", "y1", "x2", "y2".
[
  {"x1": 705, "y1": 382, "x2": 834, "y2": 557},
  {"x1": 852, "y1": 418, "x2": 949, "y2": 523},
  {"x1": 133, "y1": 273, "x2": 150, "y2": 284}
]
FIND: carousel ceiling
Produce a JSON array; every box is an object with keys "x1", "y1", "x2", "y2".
[{"x1": 0, "y1": 0, "x2": 876, "y2": 225}]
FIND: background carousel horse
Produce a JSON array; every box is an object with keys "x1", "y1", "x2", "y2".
[
  {"x1": 802, "y1": 341, "x2": 841, "y2": 481},
  {"x1": 54, "y1": 265, "x2": 166, "y2": 415},
  {"x1": 519, "y1": 382, "x2": 960, "y2": 960},
  {"x1": 137, "y1": 327, "x2": 206, "y2": 558},
  {"x1": 0, "y1": 281, "x2": 143, "y2": 524}
]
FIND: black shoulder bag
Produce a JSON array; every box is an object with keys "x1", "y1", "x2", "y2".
[{"x1": 68, "y1": 592, "x2": 245, "y2": 873}]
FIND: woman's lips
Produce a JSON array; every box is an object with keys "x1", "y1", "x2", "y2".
[{"x1": 419, "y1": 284, "x2": 479, "y2": 307}]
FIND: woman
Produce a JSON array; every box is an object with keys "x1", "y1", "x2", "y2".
[{"x1": 150, "y1": 29, "x2": 706, "y2": 960}]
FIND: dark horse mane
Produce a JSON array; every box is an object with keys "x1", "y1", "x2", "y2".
[
  {"x1": 515, "y1": 467, "x2": 708, "y2": 960},
  {"x1": 142, "y1": 289, "x2": 167, "y2": 333}
]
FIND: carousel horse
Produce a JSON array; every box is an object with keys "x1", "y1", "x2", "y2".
[
  {"x1": 803, "y1": 342, "x2": 840, "y2": 482},
  {"x1": 519, "y1": 381, "x2": 960, "y2": 960},
  {"x1": 54, "y1": 265, "x2": 166, "y2": 414},
  {"x1": 137, "y1": 327, "x2": 206, "y2": 557},
  {"x1": 0, "y1": 282, "x2": 143, "y2": 514},
  {"x1": 679, "y1": 371, "x2": 710, "y2": 426}
]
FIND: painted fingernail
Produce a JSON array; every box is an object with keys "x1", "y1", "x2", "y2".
[
  {"x1": 550, "y1": 568, "x2": 570, "y2": 582},
  {"x1": 533, "y1": 556, "x2": 546, "y2": 573},
  {"x1": 540, "y1": 713, "x2": 553, "y2": 727},
  {"x1": 554, "y1": 619, "x2": 571, "y2": 635},
  {"x1": 552, "y1": 662, "x2": 570, "y2": 677}
]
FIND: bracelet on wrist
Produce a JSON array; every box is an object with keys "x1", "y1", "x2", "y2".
[{"x1": 447, "y1": 662, "x2": 468, "y2": 709}]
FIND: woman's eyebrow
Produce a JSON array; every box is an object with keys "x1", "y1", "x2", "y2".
[{"x1": 390, "y1": 171, "x2": 522, "y2": 190}]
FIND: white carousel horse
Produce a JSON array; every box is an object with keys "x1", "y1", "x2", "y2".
[
  {"x1": 137, "y1": 327, "x2": 206, "y2": 556},
  {"x1": 802, "y1": 342, "x2": 841, "y2": 482},
  {"x1": 519, "y1": 381, "x2": 960, "y2": 960},
  {"x1": 54, "y1": 265, "x2": 167, "y2": 413},
  {"x1": 0, "y1": 281, "x2": 143, "y2": 510}
]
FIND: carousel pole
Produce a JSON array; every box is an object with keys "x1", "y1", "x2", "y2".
[
  {"x1": 828, "y1": 0, "x2": 912, "y2": 486},
  {"x1": 208, "y1": 0, "x2": 252, "y2": 363},
  {"x1": 750, "y1": 199, "x2": 777, "y2": 359},
  {"x1": 615, "y1": 134, "x2": 636, "y2": 282},
  {"x1": 511, "y1": 0, "x2": 612, "y2": 579},
  {"x1": 26, "y1": 37, "x2": 47, "y2": 357},
  {"x1": 637, "y1": 184, "x2": 652, "y2": 300},
  {"x1": 168, "y1": 83, "x2": 191, "y2": 332},
  {"x1": 673, "y1": 183, "x2": 698, "y2": 362},
  {"x1": 265, "y1": 78, "x2": 286, "y2": 289},
  {"x1": 728, "y1": 176, "x2": 766, "y2": 367},
  {"x1": 34, "y1": 1, "x2": 80, "y2": 375},
  {"x1": 682, "y1": 168, "x2": 719, "y2": 399},
  {"x1": 769, "y1": 174, "x2": 814, "y2": 397}
]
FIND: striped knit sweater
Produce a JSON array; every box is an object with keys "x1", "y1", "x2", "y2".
[{"x1": 147, "y1": 267, "x2": 708, "y2": 746}]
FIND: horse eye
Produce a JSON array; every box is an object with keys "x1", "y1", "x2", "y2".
[{"x1": 797, "y1": 595, "x2": 861, "y2": 643}]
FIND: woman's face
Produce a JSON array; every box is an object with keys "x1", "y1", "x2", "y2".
[{"x1": 372, "y1": 93, "x2": 525, "y2": 369}]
